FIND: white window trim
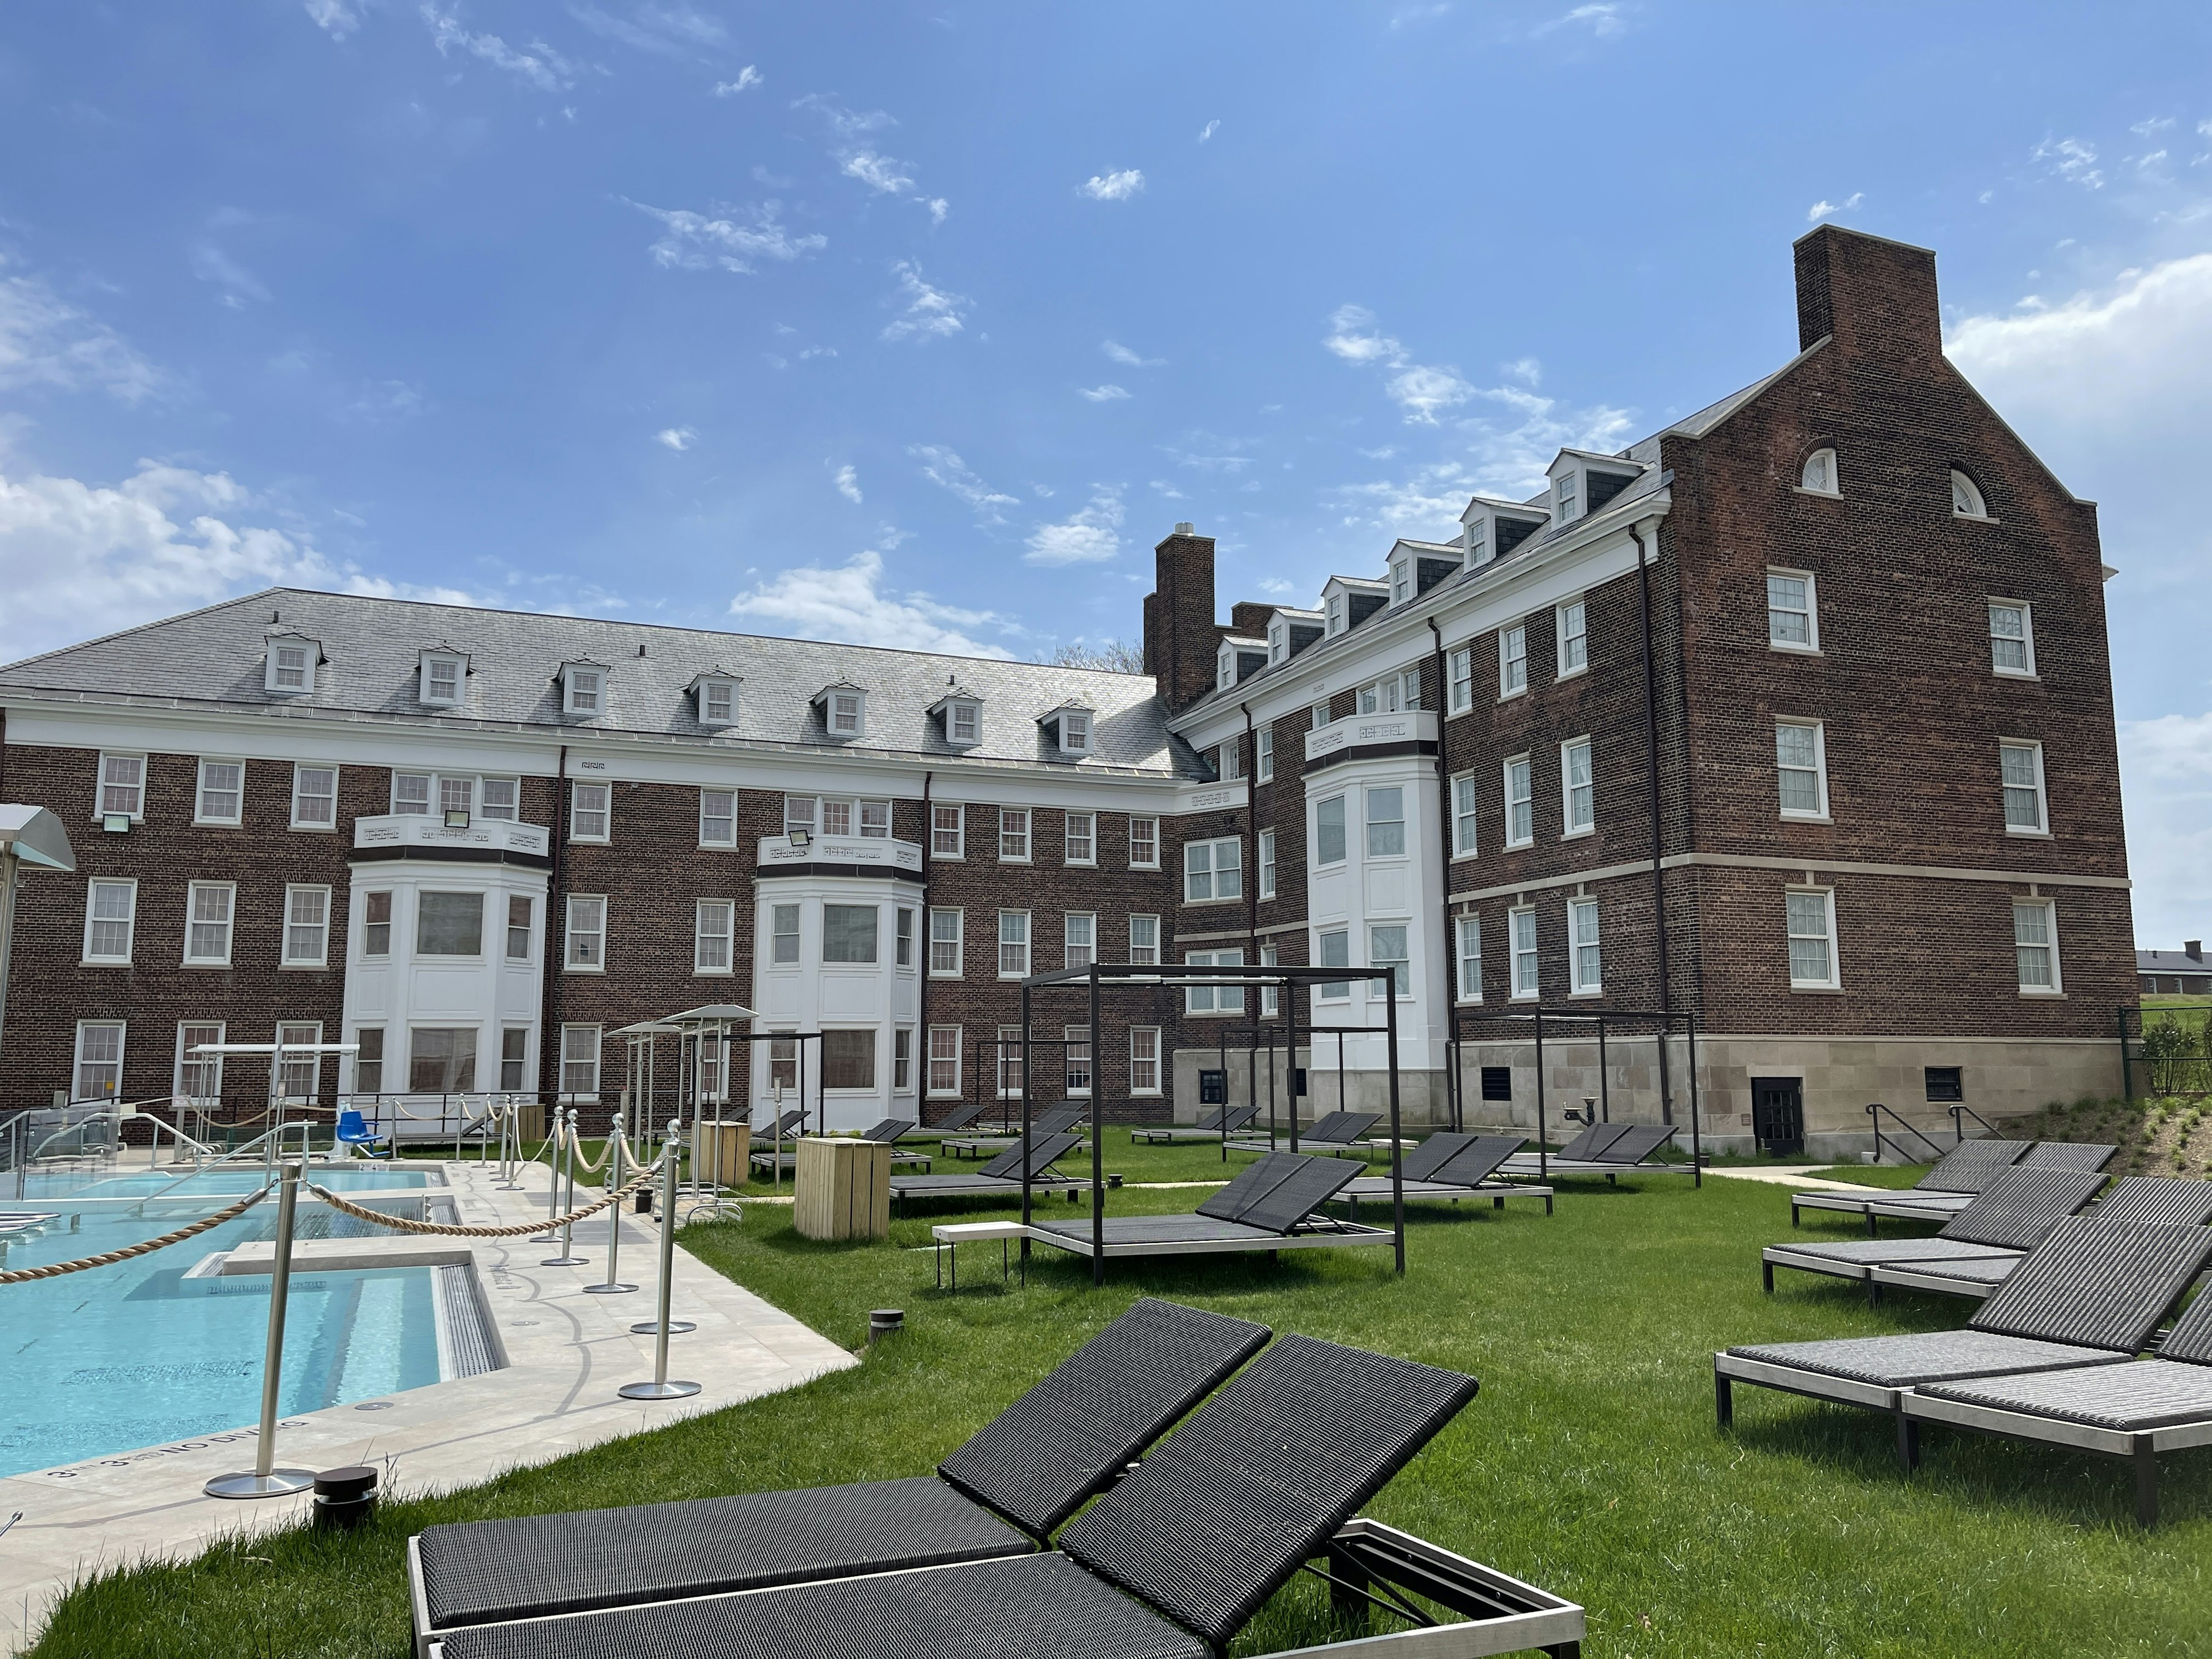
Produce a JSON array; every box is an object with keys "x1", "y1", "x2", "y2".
[
  {"x1": 569, "y1": 782, "x2": 612, "y2": 844},
  {"x1": 694, "y1": 898, "x2": 736, "y2": 977},
  {"x1": 175, "y1": 1020, "x2": 226, "y2": 1102},
  {"x1": 1766, "y1": 566, "x2": 1821, "y2": 655},
  {"x1": 1555, "y1": 597, "x2": 1589, "y2": 681},
  {"x1": 1129, "y1": 1027, "x2": 1163, "y2": 1097},
  {"x1": 1184, "y1": 947, "x2": 1247, "y2": 1017},
  {"x1": 1798, "y1": 447, "x2": 1840, "y2": 496},
  {"x1": 926, "y1": 1025, "x2": 963, "y2": 1099},
  {"x1": 930, "y1": 803, "x2": 967, "y2": 860},
  {"x1": 1063, "y1": 911, "x2": 1096, "y2": 971},
  {"x1": 1058, "y1": 710, "x2": 1092, "y2": 754},
  {"x1": 929, "y1": 907, "x2": 964, "y2": 978},
  {"x1": 1951, "y1": 468, "x2": 1991, "y2": 520},
  {"x1": 696, "y1": 675, "x2": 740, "y2": 729},
  {"x1": 1455, "y1": 915, "x2": 1483, "y2": 1004},
  {"x1": 1316, "y1": 928, "x2": 1351, "y2": 1002},
  {"x1": 997, "y1": 910, "x2": 1031, "y2": 980},
  {"x1": 565, "y1": 893, "x2": 608, "y2": 974},
  {"x1": 1775, "y1": 718, "x2": 1832, "y2": 822},
  {"x1": 1498, "y1": 624, "x2": 1529, "y2": 700},
  {"x1": 281, "y1": 884, "x2": 332, "y2": 969},
  {"x1": 264, "y1": 638, "x2": 317, "y2": 696},
  {"x1": 81, "y1": 877, "x2": 138, "y2": 967},
  {"x1": 1256, "y1": 724, "x2": 1274, "y2": 785},
  {"x1": 1184, "y1": 836, "x2": 1244, "y2": 904},
  {"x1": 194, "y1": 757, "x2": 245, "y2": 828},
  {"x1": 1447, "y1": 645, "x2": 1475, "y2": 716},
  {"x1": 1503, "y1": 755, "x2": 1534, "y2": 850},
  {"x1": 1450, "y1": 772, "x2": 1479, "y2": 860},
  {"x1": 2014, "y1": 897, "x2": 2064, "y2": 996},
  {"x1": 1567, "y1": 897, "x2": 1603, "y2": 998},
  {"x1": 73, "y1": 1019, "x2": 128, "y2": 1104},
  {"x1": 183, "y1": 880, "x2": 237, "y2": 968},
  {"x1": 945, "y1": 698, "x2": 982, "y2": 747},
  {"x1": 1128, "y1": 914, "x2": 1161, "y2": 967},
  {"x1": 2000, "y1": 739, "x2": 2052, "y2": 839},
  {"x1": 290, "y1": 763, "x2": 340, "y2": 832},
  {"x1": 1989, "y1": 597, "x2": 2038, "y2": 680},
  {"x1": 559, "y1": 1023, "x2": 603, "y2": 1101},
  {"x1": 562, "y1": 664, "x2": 608, "y2": 719},
  {"x1": 1314, "y1": 793, "x2": 1349, "y2": 870},
  {"x1": 94, "y1": 751, "x2": 147, "y2": 823},
  {"x1": 1508, "y1": 906, "x2": 1539, "y2": 1001},
  {"x1": 998, "y1": 808, "x2": 1031, "y2": 864},
  {"x1": 698, "y1": 788, "x2": 738, "y2": 850},
  {"x1": 1063, "y1": 811, "x2": 1097, "y2": 868},
  {"x1": 419, "y1": 651, "x2": 468, "y2": 709},
  {"x1": 1128, "y1": 815, "x2": 1160, "y2": 870},
  {"x1": 1364, "y1": 784, "x2": 1408, "y2": 862},
  {"x1": 1786, "y1": 886, "x2": 1843, "y2": 991},
  {"x1": 1559, "y1": 737, "x2": 1594, "y2": 840},
  {"x1": 1259, "y1": 828, "x2": 1277, "y2": 900},
  {"x1": 275, "y1": 1020, "x2": 325, "y2": 1104}
]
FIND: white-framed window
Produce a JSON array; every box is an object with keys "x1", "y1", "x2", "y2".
[
  {"x1": 1786, "y1": 888, "x2": 1840, "y2": 989},
  {"x1": 1366, "y1": 786, "x2": 1406, "y2": 857},
  {"x1": 1391, "y1": 556, "x2": 1411, "y2": 605},
  {"x1": 929, "y1": 907, "x2": 963, "y2": 977},
  {"x1": 1128, "y1": 815, "x2": 1160, "y2": 869},
  {"x1": 1317, "y1": 928, "x2": 1351, "y2": 1001},
  {"x1": 1327, "y1": 593, "x2": 1346, "y2": 635},
  {"x1": 1065, "y1": 911, "x2": 1095, "y2": 969},
  {"x1": 2014, "y1": 899, "x2": 2061, "y2": 993},
  {"x1": 1499, "y1": 623, "x2": 1528, "y2": 697},
  {"x1": 1556, "y1": 598, "x2": 1588, "y2": 677},
  {"x1": 1950, "y1": 468, "x2": 1989, "y2": 519},
  {"x1": 1065, "y1": 1024, "x2": 1093, "y2": 1096},
  {"x1": 282, "y1": 885, "x2": 331, "y2": 968},
  {"x1": 1560, "y1": 738, "x2": 1594, "y2": 837},
  {"x1": 1261, "y1": 944, "x2": 1281, "y2": 1018},
  {"x1": 184, "y1": 881, "x2": 236, "y2": 967},
  {"x1": 481, "y1": 777, "x2": 519, "y2": 820},
  {"x1": 352, "y1": 1027, "x2": 386, "y2": 1095},
  {"x1": 195, "y1": 759, "x2": 244, "y2": 826},
  {"x1": 1219, "y1": 647, "x2": 1236, "y2": 691},
  {"x1": 1767, "y1": 569, "x2": 1819, "y2": 652},
  {"x1": 2000, "y1": 741, "x2": 2048, "y2": 835},
  {"x1": 506, "y1": 895, "x2": 532, "y2": 961},
  {"x1": 860, "y1": 800, "x2": 891, "y2": 838},
  {"x1": 565, "y1": 894, "x2": 607, "y2": 972},
  {"x1": 570, "y1": 782, "x2": 611, "y2": 842},
  {"x1": 362, "y1": 891, "x2": 392, "y2": 958},
  {"x1": 896, "y1": 907, "x2": 916, "y2": 969},
  {"x1": 266, "y1": 638, "x2": 315, "y2": 695},
  {"x1": 1259, "y1": 828, "x2": 1277, "y2": 899},
  {"x1": 418, "y1": 891, "x2": 484, "y2": 957},
  {"x1": 420, "y1": 652, "x2": 466, "y2": 707},
  {"x1": 500, "y1": 1027, "x2": 531, "y2": 1092},
  {"x1": 1314, "y1": 794, "x2": 1347, "y2": 867},
  {"x1": 1504, "y1": 756, "x2": 1533, "y2": 849},
  {"x1": 1800, "y1": 448, "x2": 1839, "y2": 494},
  {"x1": 74, "y1": 1020, "x2": 126, "y2": 1102},
  {"x1": 1776, "y1": 721, "x2": 1829, "y2": 819},
  {"x1": 947, "y1": 699, "x2": 981, "y2": 745},
  {"x1": 1464, "y1": 514, "x2": 1488, "y2": 563},
  {"x1": 1059, "y1": 709, "x2": 1092, "y2": 753},
  {"x1": 278, "y1": 1020, "x2": 324, "y2": 1102},
  {"x1": 767, "y1": 1035, "x2": 800, "y2": 1095},
  {"x1": 441, "y1": 775, "x2": 475, "y2": 819},
  {"x1": 699, "y1": 789, "x2": 737, "y2": 848},
  {"x1": 1990, "y1": 600, "x2": 2036, "y2": 677},
  {"x1": 695, "y1": 899, "x2": 735, "y2": 974},
  {"x1": 391, "y1": 772, "x2": 433, "y2": 815},
  {"x1": 893, "y1": 1027, "x2": 915, "y2": 1094},
  {"x1": 1186, "y1": 947, "x2": 1244, "y2": 1014},
  {"x1": 700, "y1": 676, "x2": 738, "y2": 727},
  {"x1": 1509, "y1": 907, "x2": 1539, "y2": 999},
  {"x1": 823, "y1": 904, "x2": 879, "y2": 965},
  {"x1": 770, "y1": 902, "x2": 801, "y2": 965},
  {"x1": 784, "y1": 794, "x2": 817, "y2": 837},
  {"x1": 82, "y1": 878, "x2": 138, "y2": 965},
  {"x1": 176, "y1": 1020, "x2": 225, "y2": 1101},
  {"x1": 96, "y1": 752, "x2": 146, "y2": 821},
  {"x1": 1256, "y1": 725, "x2": 1274, "y2": 785},
  {"x1": 560, "y1": 1024, "x2": 601, "y2": 1099},
  {"x1": 1312, "y1": 698, "x2": 1332, "y2": 730},
  {"x1": 927, "y1": 1025, "x2": 962, "y2": 1096},
  {"x1": 931, "y1": 803, "x2": 965, "y2": 858},
  {"x1": 1359, "y1": 671, "x2": 1420, "y2": 714},
  {"x1": 1185, "y1": 837, "x2": 1243, "y2": 902},
  {"x1": 290, "y1": 763, "x2": 338, "y2": 830},
  {"x1": 999, "y1": 910, "x2": 1031, "y2": 979},
  {"x1": 996, "y1": 1024, "x2": 1025, "y2": 1100},
  {"x1": 1369, "y1": 924, "x2": 1409, "y2": 997},
  {"x1": 1217, "y1": 739, "x2": 1244, "y2": 781},
  {"x1": 1451, "y1": 774, "x2": 1479, "y2": 858},
  {"x1": 1065, "y1": 811, "x2": 1096, "y2": 865},
  {"x1": 1555, "y1": 469, "x2": 1579, "y2": 523},
  {"x1": 563, "y1": 664, "x2": 605, "y2": 718},
  {"x1": 1130, "y1": 1027, "x2": 1162, "y2": 1094},
  {"x1": 999, "y1": 808, "x2": 1031, "y2": 862},
  {"x1": 1455, "y1": 915, "x2": 1482, "y2": 1002},
  {"x1": 1128, "y1": 914, "x2": 1160, "y2": 966},
  {"x1": 1567, "y1": 898, "x2": 1602, "y2": 995},
  {"x1": 1448, "y1": 645, "x2": 1474, "y2": 713},
  {"x1": 828, "y1": 689, "x2": 866, "y2": 736}
]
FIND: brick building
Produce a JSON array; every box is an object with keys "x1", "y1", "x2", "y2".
[{"x1": 0, "y1": 226, "x2": 2134, "y2": 1154}]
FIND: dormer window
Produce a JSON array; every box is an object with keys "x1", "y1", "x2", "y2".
[
  {"x1": 1269, "y1": 621, "x2": 1287, "y2": 664},
  {"x1": 1801, "y1": 448, "x2": 1839, "y2": 495},
  {"x1": 419, "y1": 650, "x2": 467, "y2": 708},
  {"x1": 949, "y1": 700, "x2": 980, "y2": 744},
  {"x1": 691, "y1": 673, "x2": 740, "y2": 729},
  {"x1": 1218, "y1": 646, "x2": 1236, "y2": 690},
  {"x1": 264, "y1": 634, "x2": 319, "y2": 695},
  {"x1": 560, "y1": 661, "x2": 608, "y2": 718},
  {"x1": 1044, "y1": 705, "x2": 1093, "y2": 756},
  {"x1": 1464, "y1": 517, "x2": 1488, "y2": 564},
  {"x1": 1390, "y1": 558, "x2": 1410, "y2": 605},
  {"x1": 1555, "y1": 471, "x2": 1579, "y2": 523},
  {"x1": 1950, "y1": 468, "x2": 1989, "y2": 519},
  {"x1": 824, "y1": 691, "x2": 865, "y2": 735}
]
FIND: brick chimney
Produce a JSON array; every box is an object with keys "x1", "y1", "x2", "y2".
[
  {"x1": 1792, "y1": 224, "x2": 1941, "y2": 366},
  {"x1": 1229, "y1": 601, "x2": 1274, "y2": 638},
  {"x1": 1146, "y1": 523, "x2": 1224, "y2": 714}
]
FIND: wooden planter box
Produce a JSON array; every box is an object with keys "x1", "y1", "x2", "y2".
[
  {"x1": 692, "y1": 1120, "x2": 752, "y2": 1189},
  {"x1": 794, "y1": 1138, "x2": 891, "y2": 1240}
]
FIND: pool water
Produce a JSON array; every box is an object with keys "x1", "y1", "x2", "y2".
[
  {"x1": 20, "y1": 1164, "x2": 435, "y2": 1201},
  {"x1": 0, "y1": 1170, "x2": 449, "y2": 1478}
]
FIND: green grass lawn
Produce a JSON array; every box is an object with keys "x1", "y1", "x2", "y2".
[{"x1": 32, "y1": 1132, "x2": 2212, "y2": 1659}]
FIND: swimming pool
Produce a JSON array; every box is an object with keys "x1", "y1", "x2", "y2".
[
  {"x1": 19, "y1": 1164, "x2": 437, "y2": 1201},
  {"x1": 0, "y1": 1169, "x2": 458, "y2": 1478}
]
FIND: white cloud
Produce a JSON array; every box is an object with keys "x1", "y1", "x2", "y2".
[
  {"x1": 842, "y1": 150, "x2": 915, "y2": 195},
  {"x1": 2131, "y1": 116, "x2": 2176, "y2": 137},
  {"x1": 1806, "y1": 191, "x2": 1864, "y2": 224},
  {"x1": 1080, "y1": 169, "x2": 1145, "y2": 202},
  {"x1": 190, "y1": 241, "x2": 271, "y2": 306},
  {"x1": 345, "y1": 379, "x2": 428, "y2": 422},
  {"x1": 880, "y1": 260, "x2": 967, "y2": 342},
  {"x1": 1025, "y1": 486, "x2": 1123, "y2": 566},
  {"x1": 1198, "y1": 120, "x2": 1219, "y2": 143},
  {"x1": 792, "y1": 93, "x2": 894, "y2": 138},
  {"x1": 910, "y1": 444, "x2": 1017, "y2": 522},
  {"x1": 0, "y1": 269, "x2": 164, "y2": 403},
  {"x1": 1323, "y1": 304, "x2": 1403, "y2": 366},
  {"x1": 713, "y1": 66, "x2": 762, "y2": 94},
  {"x1": 2032, "y1": 135, "x2": 2104, "y2": 190},
  {"x1": 833, "y1": 463, "x2": 861, "y2": 503},
  {"x1": 1323, "y1": 303, "x2": 1473, "y2": 423},
  {"x1": 1101, "y1": 339, "x2": 1162, "y2": 368},
  {"x1": 422, "y1": 5, "x2": 577, "y2": 90},
  {"x1": 571, "y1": 2, "x2": 725, "y2": 54},
  {"x1": 1537, "y1": 3, "x2": 1628, "y2": 38},
  {"x1": 304, "y1": 0, "x2": 361, "y2": 39},
  {"x1": 1502, "y1": 357, "x2": 1541, "y2": 385},
  {"x1": 730, "y1": 547, "x2": 1013, "y2": 657},
  {"x1": 1256, "y1": 576, "x2": 1294, "y2": 595},
  {"x1": 1078, "y1": 384, "x2": 1131, "y2": 402},
  {"x1": 629, "y1": 199, "x2": 826, "y2": 273},
  {"x1": 1148, "y1": 479, "x2": 1184, "y2": 499},
  {"x1": 921, "y1": 197, "x2": 949, "y2": 225},
  {"x1": 656, "y1": 426, "x2": 695, "y2": 450}
]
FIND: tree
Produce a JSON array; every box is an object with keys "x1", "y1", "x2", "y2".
[{"x1": 1045, "y1": 638, "x2": 1145, "y2": 675}]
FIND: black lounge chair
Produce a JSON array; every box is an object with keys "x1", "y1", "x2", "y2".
[
  {"x1": 1717, "y1": 1218, "x2": 2212, "y2": 1467},
  {"x1": 944, "y1": 1104, "x2": 1088, "y2": 1159},
  {"x1": 914, "y1": 1099, "x2": 990, "y2": 1137},
  {"x1": 1866, "y1": 1175, "x2": 2212, "y2": 1302},
  {"x1": 749, "y1": 1108, "x2": 806, "y2": 1143},
  {"x1": 1225, "y1": 1109, "x2": 1382, "y2": 1158},
  {"x1": 1334, "y1": 1134, "x2": 1554, "y2": 1217},
  {"x1": 1861, "y1": 1141, "x2": 2119, "y2": 1223},
  {"x1": 1027, "y1": 1151, "x2": 1397, "y2": 1264},
  {"x1": 1131, "y1": 1103, "x2": 1260, "y2": 1144},
  {"x1": 1790, "y1": 1136, "x2": 2028, "y2": 1230},
  {"x1": 407, "y1": 1299, "x2": 1271, "y2": 1654},
  {"x1": 1903, "y1": 1258, "x2": 2212, "y2": 1525},
  {"x1": 1500, "y1": 1123, "x2": 1681, "y2": 1182},
  {"x1": 750, "y1": 1119, "x2": 930, "y2": 1176},
  {"x1": 889, "y1": 1130, "x2": 1088, "y2": 1214},
  {"x1": 423, "y1": 1335, "x2": 1586, "y2": 1659},
  {"x1": 1759, "y1": 1166, "x2": 2110, "y2": 1297}
]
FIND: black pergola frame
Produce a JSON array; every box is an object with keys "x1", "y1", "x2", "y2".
[{"x1": 1018, "y1": 961, "x2": 1408, "y2": 1283}]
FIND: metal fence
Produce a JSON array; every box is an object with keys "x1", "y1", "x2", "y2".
[{"x1": 2120, "y1": 1004, "x2": 2212, "y2": 1100}]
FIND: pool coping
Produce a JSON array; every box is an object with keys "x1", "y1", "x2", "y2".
[{"x1": 0, "y1": 1159, "x2": 857, "y2": 1655}]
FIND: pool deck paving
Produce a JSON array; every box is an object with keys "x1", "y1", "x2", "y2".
[{"x1": 0, "y1": 1158, "x2": 855, "y2": 1656}]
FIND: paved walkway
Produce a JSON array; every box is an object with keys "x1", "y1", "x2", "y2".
[
  {"x1": 1701, "y1": 1164, "x2": 1883, "y2": 1192},
  {"x1": 0, "y1": 1160, "x2": 853, "y2": 1654}
]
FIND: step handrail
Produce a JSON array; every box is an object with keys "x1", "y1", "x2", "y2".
[{"x1": 1865, "y1": 1101, "x2": 1948, "y2": 1165}]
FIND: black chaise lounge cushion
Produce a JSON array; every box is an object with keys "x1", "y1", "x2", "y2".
[
  {"x1": 861, "y1": 1119, "x2": 915, "y2": 1143},
  {"x1": 1773, "y1": 1166, "x2": 2111, "y2": 1271},
  {"x1": 2016, "y1": 1141, "x2": 2119, "y2": 1173},
  {"x1": 1593, "y1": 1124, "x2": 1677, "y2": 1164},
  {"x1": 1296, "y1": 1110, "x2": 1381, "y2": 1145},
  {"x1": 413, "y1": 1300, "x2": 1268, "y2": 1638},
  {"x1": 2094, "y1": 1175, "x2": 2212, "y2": 1227},
  {"x1": 1913, "y1": 1287, "x2": 2212, "y2": 1432},
  {"x1": 1195, "y1": 1152, "x2": 1359, "y2": 1233},
  {"x1": 1554, "y1": 1122, "x2": 1631, "y2": 1161},
  {"x1": 1912, "y1": 1137, "x2": 2030, "y2": 1194}
]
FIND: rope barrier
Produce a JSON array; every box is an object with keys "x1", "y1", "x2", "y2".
[
  {"x1": 0, "y1": 1184, "x2": 271, "y2": 1285},
  {"x1": 306, "y1": 1159, "x2": 661, "y2": 1238}
]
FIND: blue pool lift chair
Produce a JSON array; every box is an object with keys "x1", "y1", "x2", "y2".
[{"x1": 337, "y1": 1108, "x2": 393, "y2": 1158}]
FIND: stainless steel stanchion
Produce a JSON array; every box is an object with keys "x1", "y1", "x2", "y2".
[
  {"x1": 529, "y1": 1109, "x2": 565, "y2": 1242},
  {"x1": 585, "y1": 1107, "x2": 637, "y2": 1295},
  {"x1": 541, "y1": 1107, "x2": 587, "y2": 1266},
  {"x1": 205, "y1": 1160, "x2": 316, "y2": 1498},
  {"x1": 620, "y1": 1126, "x2": 701, "y2": 1399}
]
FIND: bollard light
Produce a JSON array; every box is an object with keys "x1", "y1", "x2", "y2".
[
  {"x1": 868, "y1": 1309, "x2": 904, "y2": 1347},
  {"x1": 310, "y1": 1465, "x2": 378, "y2": 1531}
]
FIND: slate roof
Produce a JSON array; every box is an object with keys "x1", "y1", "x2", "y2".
[
  {"x1": 2136, "y1": 949, "x2": 2211, "y2": 978},
  {"x1": 0, "y1": 589, "x2": 1202, "y2": 777}
]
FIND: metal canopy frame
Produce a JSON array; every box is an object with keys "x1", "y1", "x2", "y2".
[
  {"x1": 1018, "y1": 961, "x2": 1409, "y2": 1283},
  {"x1": 647, "y1": 1009, "x2": 824, "y2": 1198}
]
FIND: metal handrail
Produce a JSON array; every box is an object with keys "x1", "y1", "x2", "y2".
[
  {"x1": 1865, "y1": 1101, "x2": 1948, "y2": 1165},
  {"x1": 1947, "y1": 1101, "x2": 2001, "y2": 1146}
]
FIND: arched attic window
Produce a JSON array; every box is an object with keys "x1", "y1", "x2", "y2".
[
  {"x1": 1950, "y1": 469, "x2": 1990, "y2": 519},
  {"x1": 1800, "y1": 448, "x2": 1839, "y2": 495}
]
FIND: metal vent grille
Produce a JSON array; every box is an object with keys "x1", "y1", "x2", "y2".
[{"x1": 437, "y1": 1264, "x2": 502, "y2": 1380}]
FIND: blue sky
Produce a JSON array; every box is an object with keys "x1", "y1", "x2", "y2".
[{"x1": 3, "y1": 2, "x2": 2210, "y2": 938}]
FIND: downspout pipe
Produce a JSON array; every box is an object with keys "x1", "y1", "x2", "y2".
[
  {"x1": 918, "y1": 771, "x2": 933, "y2": 1120},
  {"x1": 1633, "y1": 525, "x2": 1676, "y2": 1124},
  {"x1": 1426, "y1": 619, "x2": 1460, "y2": 1131},
  {"x1": 1240, "y1": 702, "x2": 1260, "y2": 1120},
  {"x1": 541, "y1": 743, "x2": 570, "y2": 1104}
]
